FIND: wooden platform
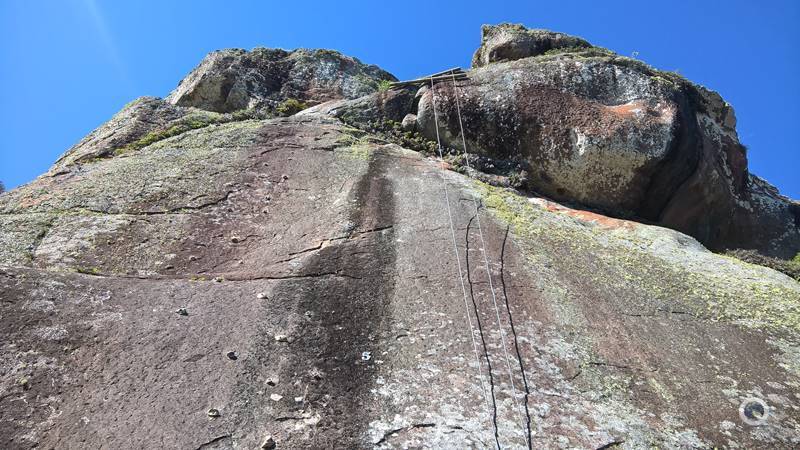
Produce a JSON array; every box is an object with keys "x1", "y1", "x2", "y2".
[{"x1": 389, "y1": 67, "x2": 468, "y2": 88}]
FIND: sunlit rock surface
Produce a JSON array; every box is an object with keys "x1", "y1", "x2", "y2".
[{"x1": 1, "y1": 24, "x2": 798, "y2": 450}]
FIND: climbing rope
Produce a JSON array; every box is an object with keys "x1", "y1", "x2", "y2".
[
  {"x1": 445, "y1": 70, "x2": 533, "y2": 449},
  {"x1": 429, "y1": 75, "x2": 500, "y2": 449}
]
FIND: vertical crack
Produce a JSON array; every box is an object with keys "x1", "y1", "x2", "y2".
[
  {"x1": 27, "y1": 215, "x2": 57, "y2": 264},
  {"x1": 500, "y1": 225, "x2": 534, "y2": 448},
  {"x1": 466, "y1": 214, "x2": 500, "y2": 449}
]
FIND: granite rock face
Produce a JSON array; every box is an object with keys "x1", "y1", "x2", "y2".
[
  {"x1": 166, "y1": 48, "x2": 396, "y2": 113},
  {"x1": 472, "y1": 23, "x2": 592, "y2": 67},
  {"x1": 1, "y1": 26, "x2": 799, "y2": 450},
  {"x1": 52, "y1": 96, "x2": 192, "y2": 167},
  {"x1": 51, "y1": 48, "x2": 395, "y2": 173},
  {"x1": 416, "y1": 24, "x2": 800, "y2": 258}
]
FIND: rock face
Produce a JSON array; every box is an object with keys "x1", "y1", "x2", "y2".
[
  {"x1": 1, "y1": 26, "x2": 799, "y2": 450},
  {"x1": 51, "y1": 96, "x2": 213, "y2": 168},
  {"x1": 416, "y1": 23, "x2": 800, "y2": 258},
  {"x1": 298, "y1": 86, "x2": 416, "y2": 126},
  {"x1": 50, "y1": 48, "x2": 395, "y2": 172},
  {"x1": 166, "y1": 48, "x2": 396, "y2": 112},
  {"x1": 472, "y1": 23, "x2": 592, "y2": 67}
]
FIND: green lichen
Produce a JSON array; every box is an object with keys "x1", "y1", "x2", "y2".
[
  {"x1": 377, "y1": 79, "x2": 393, "y2": 92},
  {"x1": 121, "y1": 97, "x2": 146, "y2": 110},
  {"x1": 531, "y1": 47, "x2": 690, "y2": 89},
  {"x1": 334, "y1": 135, "x2": 375, "y2": 160},
  {"x1": 341, "y1": 144, "x2": 372, "y2": 160},
  {"x1": 352, "y1": 72, "x2": 391, "y2": 93},
  {"x1": 315, "y1": 48, "x2": 342, "y2": 58},
  {"x1": 74, "y1": 266, "x2": 101, "y2": 275},
  {"x1": 725, "y1": 249, "x2": 800, "y2": 281},
  {"x1": 542, "y1": 45, "x2": 615, "y2": 58},
  {"x1": 647, "y1": 378, "x2": 674, "y2": 402},
  {"x1": 112, "y1": 109, "x2": 269, "y2": 156},
  {"x1": 476, "y1": 182, "x2": 800, "y2": 333},
  {"x1": 768, "y1": 337, "x2": 800, "y2": 378},
  {"x1": 477, "y1": 183, "x2": 545, "y2": 235},
  {"x1": 339, "y1": 116, "x2": 436, "y2": 155},
  {"x1": 275, "y1": 98, "x2": 308, "y2": 117}
]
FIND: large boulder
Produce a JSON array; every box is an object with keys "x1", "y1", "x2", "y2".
[
  {"x1": 166, "y1": 48, "x2": 396, "y2": 113},
  {"x1": 297, "y1": 86, "x2": 416, "y2": 125},
  {"x1": 472, "y1": 23, "x2": 592, "y2": 67},
  {"x1": 51, "y1": 48, "x2": 397, "y2": 172},
  {"x1": 417, "y1": 25, "x2": 799, "y2": 258}
]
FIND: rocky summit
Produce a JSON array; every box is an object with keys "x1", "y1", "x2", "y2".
[{"x1": 1, "y1": 24, "x2": 799, "y2": 449}]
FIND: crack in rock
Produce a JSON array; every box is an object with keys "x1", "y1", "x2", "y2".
[
  {"x1": 195, "y1": 434, "x2": 231, "y2": 450},
  {"x1": 373, "y1": 423, "x2": 436, "y2": 446}
]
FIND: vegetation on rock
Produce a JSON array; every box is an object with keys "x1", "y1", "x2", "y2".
[
  {"x1": 112, "y1": 109, "x2": 269, "y2": 156},
  {"x1": 341, "y1": 117, "x2": 436, "y2": 154},
  {"x1": 417, "y1": 25, "x2": 797, "y2": 259},
  {"x1": 726, "y1": 248, "x2": 800, "y2": 281},
  {"x1": 275, "y1": 98, "x2": 309, "y2": 117},
  {"x1": 377, "y1": 79, "x2": 393, "y2": 92},
  {"x1": 167, "y1": 47, "x2": 396, "y2": 113},
  {"x1": 477, "y1": 182, "x2": 800, "y2": 333}
]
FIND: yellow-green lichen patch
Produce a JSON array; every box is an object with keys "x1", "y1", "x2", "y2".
[
  {"x1": 336, "y1": 143, "x2": 373, "y2": 160},
  {"x1": 647, "y1": 377, "x2": 675, "y2": 402},
  {"x1": 767, "y1": 337, "x2": 800, "y2": 379},
  {"x1": 112, "y1": 109, "x2": 271, "y2": 157},
  {"x1": 139, "y1": 118, "x2": 265, "y2": 152},
  {"x1": 113, "y1": 111, "x2": 226, "y2": 156},
  {"x1": 0, "y1": 213, "x2": 58, "y2": 264},
  {"x1": 333, "y1": 135, "x2": 380, "y2": 161},
  {"x1": 275, "y1": 98, "x2": 308, "y2": 116},
  {"x1": 476, "y1": 183, "x2": 800, "y2": 333},
  {"x1": 74, "y1": 266, "x2": 102, "y2": 275}
]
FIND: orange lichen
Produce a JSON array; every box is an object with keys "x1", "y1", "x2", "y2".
[
  {"x1": 606, "y1": 101, "x2": 645, "y2": 118},
  {"x1": 530, "y1": 197, "x2": 637, "y2": 230}
]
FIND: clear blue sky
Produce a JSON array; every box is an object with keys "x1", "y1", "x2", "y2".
[{"x1": 1, "y1": 0, "x2": 798, "y2": 198}]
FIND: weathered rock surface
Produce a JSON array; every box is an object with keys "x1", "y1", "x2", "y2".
[
  {"x1": 416, "y1": 24, "x2": 800, "y2": 259},
  {"x1": 52, "y1": 47, "x2": 395, "y2": 173},
  {"x1": 167, "y1": 48, "x2": 396, "y2": 112},
  {"x1": 52, "y1": 96, "x2": 193, "y2": 167},
  {"x1": 1, "y1": 26, "x2": 799, "y2": 450},
  {"x1": 472, "y1": 23, "x2": 592, "y2": 67},
  {"x1": 297, "y1": 86, "x2": 416, "y2": 125}
]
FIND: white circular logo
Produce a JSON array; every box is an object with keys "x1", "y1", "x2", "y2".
[{"x1": 739, "y1": 397, "x2": 769, "y2": 426}]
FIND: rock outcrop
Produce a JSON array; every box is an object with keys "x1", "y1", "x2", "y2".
[
  {"x1": 51, "y1": 48, "x2": 395, "y2": 172},
  {"x1": 1, "y1": 26, "x2": 799, "y2": 450},
  {"x1": 51, "y1": 97, "x2": 216, "y2": 167},
  {"x1": 472, "y1": 23, "x2": 592, "y2": 67},
  {"x1": 166, "y1": 48, "x2": 396, "y2": 112},
  {"x1": 416, "y1": 24, "x2": 800, "y2": 259}
]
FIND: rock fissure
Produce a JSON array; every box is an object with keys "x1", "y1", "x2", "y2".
[
  {"x1": 499, "y1": 224, "x2": 534, "y2": 447},
  {"x1": 465, "y1": 213, "x2": 501, "y2": 448},
  {"x1": 373, "y1": 422, "x2": 437, "y2": 446},
  {"x1": 194, "y1": 434, "x2": 232, "y2": 450}
]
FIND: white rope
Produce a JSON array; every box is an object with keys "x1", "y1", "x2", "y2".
[
  {"x1": 448, "y1": 71, "x2": 532, "y2": 448},
  {"x1": 429, "y1": 75, "x2": 499, "y2": 448}
]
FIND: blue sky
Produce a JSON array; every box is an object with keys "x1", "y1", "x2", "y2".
[{"x1": 1, "y1": 0, "x2": 798, "y2": 198}]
